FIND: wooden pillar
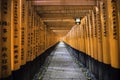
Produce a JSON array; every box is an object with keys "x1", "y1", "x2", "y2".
[
  {"x1": 106, "y1": 0, "x2": 120, "y2": 69},
  {"x1": 77, "y1": 25, "x2": 81, "y2": 51},
  {"x1": 43, "y1": 27, "x2": 45, "y2": 50},
  {"x1": 118, "y1": 0, "x2": 120, "y2": 66},
  {"x1": 81, "y1": 24, "x2": 84, "y2": 52},
  {"x1": 27, "y1": 1, "x2": 32, "y2": 62},
  {"x1": 34, "y1": 10, "x2": 39, "y2": 59},
  {"x1": 42, "y1": 26, "x2": 45, "y2": 53},
  {"x1": 76, "y1": 26, "x2": 78, "y2": 50},
  {"x1": 73, "y1": 27, "x2": 76, "y2": 48},
  {"x1": 90, "y1": 11, "x2": 95, "y2": 58},
  {"x1": 96, "y1": 4, "x2": 103, "y2": 62},
  {"x1": 88, "y1": 14, "x2": 91, "y2": 55},
  {"x1": 24, "y1": 0, "x2": 28, "y2": 63},
  {"x1": 77, "y1": 26, "x2": 79, "y2": 50},
  {"x1": 39, "y1": 23, "x2": 45, "y2": 54},
  {"x1": 81, "y1": 19, "x2": 85, "y2": 53},
  {"x1": 77, "y1": 25, "x2": 80, "y2": 50},
  {"x1": 35, "y1": 17, "x2": 39, "y2": 56},
  {"x1": 31, "y1": 8, "x2": 35, "y2": 60},
  {"x1": 37, "y1": 17, "x2": 39, "y2": 56},
  {"x1": 1, "y1": 0, "x2": 12, "y2": 78},
  {"x1": 88, "y1": 13, "x2": 94, "y2": 57},
  {"x1": 36, "y1": 16, "x2": 39, "y2": 56},
  {"x1": 93, "y1": 8, "x2": 98, "y2": 60},
  {"x1": 99, "y1": 1, "x2": 110, "y2": 65},
  {"x1": 79, "y1": 24, "x2": 82, "y2": 51},
  {"x1": 85, "y1": 17, "x2": 90, "y2": 55},
  {"x1": 20, "y1": 0, "x2": 28, "y2": 66},
  {"x1": 45, "y1": 27, "x2": 48, "y2": 49},
  {"x1": 44, "y1": 25, "x2": 47, "y2": 50},
  {"x1": 38, "y1": 19, "x2": 41, "y2": 56},
  {"x1": 40, "y1": 24, "x2": 42, "y2": 53},
  {"x1": 35, "y1": 15, "x2": 39, "y2": 57},
  {"x1": 11, "y1": 0, "x2": 22, "y2": 70}
]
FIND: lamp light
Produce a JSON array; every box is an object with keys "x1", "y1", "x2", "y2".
[{"x1": 75, "y1": 18, "x2": 80, "y2": 25}]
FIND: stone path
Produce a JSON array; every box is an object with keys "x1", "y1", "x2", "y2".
[{"x1": 41, "y1": 42, "x2": 87, "y2": 80}]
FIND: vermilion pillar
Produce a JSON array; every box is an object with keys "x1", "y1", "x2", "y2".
[
  {"x1": 107, "y1": 0, "x2": 120, "y2": 69},
  {"x1": 1, "y1": 0, "x2": 12, "y2": 78}
]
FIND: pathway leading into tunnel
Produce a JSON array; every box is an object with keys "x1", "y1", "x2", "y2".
[{"x1": 40, "y1": 42, "x2": 87, "y2": 80}]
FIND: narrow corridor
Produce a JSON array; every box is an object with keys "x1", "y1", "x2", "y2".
[
  {"x1": 1, "y1": 0, "x2": 120, "y2": 80},
  {"x1": 35, "y1": 42, "x2": 87, "y2": 80}
]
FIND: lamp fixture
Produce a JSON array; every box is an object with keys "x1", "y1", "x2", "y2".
[{"x1": 75, "y1": 18, "x2": 80, "y2": 25}]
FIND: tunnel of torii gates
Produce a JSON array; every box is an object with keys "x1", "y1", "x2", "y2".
[{"x1": 0, "y1": 0, "x2": 120, "y2": 80}]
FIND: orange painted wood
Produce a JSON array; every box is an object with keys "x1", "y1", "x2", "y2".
[{"x1": 1, "y1": 0, "x2": 12, "y2": 78}]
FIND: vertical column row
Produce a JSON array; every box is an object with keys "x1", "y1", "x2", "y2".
[
  {"x1": 63, "y1": 0, "x2": 120, "y2": 80},
  {"x1": 0, "y1": 0, "x2": 59, "y2": 79}
]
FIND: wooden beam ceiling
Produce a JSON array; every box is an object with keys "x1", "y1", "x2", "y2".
[
  {"x1": 32, "y1": 0, "x2": 96, "y2": 6},
  {"x1": 31, "y1": 0, "x2": 97, "y2": 37}
]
